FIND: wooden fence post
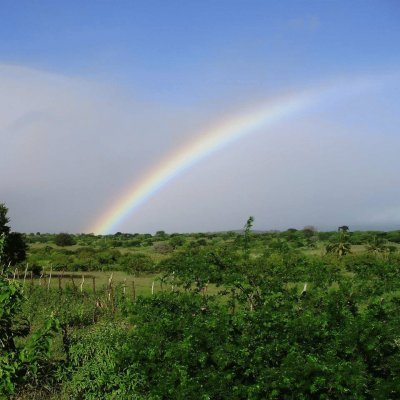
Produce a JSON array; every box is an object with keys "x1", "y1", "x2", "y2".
[
  {"x1": 301, "y1": 283, "x2": 307, "y2": 297},
  {"x1": 47, "y1": 266, "x2": 52, "y2": 291},
  {"x1": 107, "y1": 273, "x2": 115, "y2": 313},
  {"x1": 108, "y1": 273, "x2": 113, "y2": 301},
  {"x1": 58, "y1": 270, "x2": 64, "y2": 290},
  {"x1": 132, "y1": 280, "x2": 136, "y2": 301},
  {"x1": 80, "y1": 274, "x2": 85, "y2": 293},
  {"x1": 248, "y1": 294, "x2": 254, "y2": 312},
  {"x1": 23, "y1": 264, "x2": 28, "y2": 287},
  {"x1": 171, "y1": 271, "x2": 175, "y2": 292},
  {"x1": 111, "y1": 286, "x2": 116, "y2": 313}
]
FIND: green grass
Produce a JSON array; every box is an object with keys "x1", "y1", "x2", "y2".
[
  {"x1": 17, "y1": 270, "x2": 220, "y2": 298},
  {"x1": 17, "y1": 271, "x2": 156, "y2": 297}
]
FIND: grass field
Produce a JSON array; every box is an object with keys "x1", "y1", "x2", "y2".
[
  {"x1": 17, "y1": 271, "x2": 160, "y2": 297},
  {"x1": 15, "y1": 270, "x2": 221, "y2": 297}
]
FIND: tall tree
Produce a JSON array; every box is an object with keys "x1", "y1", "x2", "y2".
[
  {"x1": 0, "y1": 203, "x2": 27, "y2": 267},
  {"x1": 0, "y1": 203, "x2": 11, "y2": 235},
  {"x1": 3, "y1": 232, "x2": 28, "y2": 265}
]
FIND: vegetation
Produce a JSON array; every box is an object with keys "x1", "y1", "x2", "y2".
[
  {"x1": 0, "y1": 203, "x2": 27, "y2": 267},
  {"x1": 0, "y1": 205, "x2": 58, "y2": 397},
  {"x1": 54, "y1": 233, "x2": 76, "y2": 247},
  {"x1": 326, "y1": 226, "x2": 352, "y2": 256},
  {"x1": 1, "y1": 204, "x2": 400, "y2": 398}
]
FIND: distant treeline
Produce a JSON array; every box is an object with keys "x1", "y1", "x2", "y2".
[
  {"x1": 19, "y1": 227, "x2": 400, "y2": 274},
  {"x1": 26, "y1": 228, "x2": 400, "y2": 246}
]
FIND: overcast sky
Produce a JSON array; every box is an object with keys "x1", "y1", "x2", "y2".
[{"x1": 1, "y1": 1, "x2": 400, "y2": 234}]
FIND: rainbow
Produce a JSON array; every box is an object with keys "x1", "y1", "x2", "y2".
[{"x1": 88, "y1": 77, "x2": 383, "y2": 234}]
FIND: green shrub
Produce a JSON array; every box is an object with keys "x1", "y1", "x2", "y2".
[
  {"x1": 54, "y1": 233, "x2": 76, "y2": 247},
  {"x1": 0, "y1": 277, "x2": 59, "y2": 396}
]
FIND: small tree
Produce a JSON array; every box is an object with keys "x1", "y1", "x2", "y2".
[
  {"x1": 169, "y1": 235, "x2": 186, "y2": 249},
  {"x1": 153, "y1": 242, "x2": 173, "y2": 254},
  {"x1": 0, "y1": 204, "x2": 59, "y2": 396},
  {"x1": 123, "y1": 253, "x2": 154, "y2": 275},
  {"x1": 366, "y1": 235, "x2": 389, "y2": 254},
  {"x1": 155, "y1": 230, "x2": 167, "y2": 238},
  {"x1": 0, "y1": 203, "x2": 27, "y2": 267},
  {"x1": 54, "y1": 233, "x2": 76, "y2": 247},
  {"x1": 2, "y1": 232, "x2": 27, "y2": 265},
  {"x1": 303, "y1": 225, "x2": 317, "y2": 238},
  {"x1": 0, "y1": 203, "x2": 11, "y2": 235},
  {"x1": 326, "y1": 226, "x2": 351, "y2": 256}
]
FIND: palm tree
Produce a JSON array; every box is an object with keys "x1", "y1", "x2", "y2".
[{"x1": 326, "y1": 228, "x2": 351, "y2": 256}]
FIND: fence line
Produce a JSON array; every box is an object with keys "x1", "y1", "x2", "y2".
[{"x1": 4, "y1": 270, "x2": 171, "y2": 300}]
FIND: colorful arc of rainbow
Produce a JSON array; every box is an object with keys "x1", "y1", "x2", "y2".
[{"x1": 88, "y1": 78, "x2": 380, "y2": 234}]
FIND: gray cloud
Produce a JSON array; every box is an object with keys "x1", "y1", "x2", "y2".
[
  {"x1": 0, "y1": 65, "x2": 199, "y2": 232},
  {"x1": 1, "y1": 64, "x2": 400, "y2": 233}
]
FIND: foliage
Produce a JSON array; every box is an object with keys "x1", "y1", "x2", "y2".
[
  {"x1": 2, "y1": 232, "x2": 28, "y2": 266},
  {"x1": 59, "y1": 274, "x2": 400, "y2": 399},
  {"x1": 153, "y1": 241, "x2": 173, "y2": 254},
  {"x1": 0, "y1": 203, "x2": 27, "y2": 267},
  {"x1": 366, "y1": 235, "x2": 390, "y2": 254},
  {"x1": 243, "y1": 215, "x2": 254, "y2": 259},
  {"x1": 169, "y1": 235, "x2": 186, "y2": 249},
  {"x1": 3, "y1": 210, "x2": 400, "y2": 398},
  {"x1": 121, "y1": 253, "x2": 154, "y2": 275},
  {"x1": 60, "y1": 322, "x2": 140, "y2": 399},
  {"x1": 0, "y1": 203, "x2": 10, "y2": 235},
  {"x1": 0, "y1": 277, "x2": 60, "y2": 396},
  {"x1": 0, "y1": 233, "x2": 6, "y2": 267},
  {"x1": 326, "y1": 227, "x2": 352, "y2": 257},
  {"x1": 0, "y1": 205, "x2": 59, "y2": 396},
  {"x1": 54, "y1": 233, "x2": 76, "y2": 247}
]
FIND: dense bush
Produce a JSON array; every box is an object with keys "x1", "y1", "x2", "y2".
[
  {"x1": 0, "y1": 204, "x2": 27, "y2": 266},
  {"x1": 0, "y1": 277, "x2": 60, "y2": 397},
  {"x1": 54, "y1": 233, "x2": 76, "y2": 247},
  {"x1": 60, "y1": 277, "x2": 400, "y2": 399},
  {"x1": 60, "y1": 322, "x2": 138, "y2": 399},
  {"x1": 121, "y1": 253, "x2": 154, "y2": 275},
  {"x1": 153, "y1": 241, "x2": 173, "y2": 254}
]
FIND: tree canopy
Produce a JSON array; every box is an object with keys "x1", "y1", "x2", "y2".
[{"x1": 0, "y1": 203, "x2": 27, "y2": 266}]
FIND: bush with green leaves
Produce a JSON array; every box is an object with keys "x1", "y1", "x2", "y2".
[
  {"x1": 60, "y1": 322, "x2": 142, "y2": 400},
  {"x1": 3, "y1": 209, "x2": 400, "y2": 398},
  {"x1": 54, "y1": 233, "x2": 76, "y2": 247},
  {"x1": 62, "y1": 289, "x2": 400, "y2": 399},
  {"x1": 0, "y1": 277, "x2": 60, "y2": 397},
  {"x1": 121, "y1": 253, "x2": 154, "y2": 275},
  {"x1": 0, "y1": 203, "x2": 27, "y2": 267},
  {"x1": 0, "y1": 204, "x2": 60, "y2": 397},
  {"x1": 58, "y1": 245, "x2": 400, "y2": 399},
  {"x1": 326, "y1": 227, "x2": 352, "y2": 256}
]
